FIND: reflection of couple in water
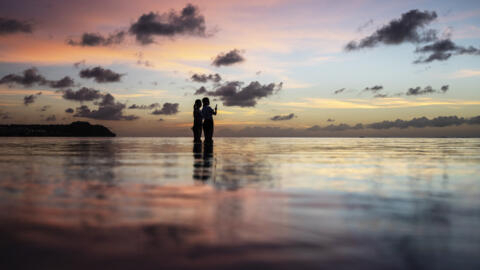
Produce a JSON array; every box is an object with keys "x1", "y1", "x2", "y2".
[{"x1": 192, "y1": 97, "x2": 217, "y2": 143}]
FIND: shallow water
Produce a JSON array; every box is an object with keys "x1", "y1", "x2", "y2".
[{"x1": 0, "y1": 137, "x2": 479, "y2": 269}]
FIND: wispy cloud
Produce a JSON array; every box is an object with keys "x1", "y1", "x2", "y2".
[
  {"x1": 274, "y1": 97, "x2": 480, "y2": 109},
  {"x1": 451, "y1": 69, "x2": 480, "y2": 78}
]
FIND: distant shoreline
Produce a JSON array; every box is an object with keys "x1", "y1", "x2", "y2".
[{"x1": 0, "y1": 121, "x2": 115, "y2": 137}]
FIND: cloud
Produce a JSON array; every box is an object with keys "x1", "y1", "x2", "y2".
[
  {"x1": 67, "y1": 31, "x2": 125, "y2": 46},
  {"x1": 23, "y1": 92, "x2": 41, "y2": 106},
  {"x1": 327, "y1": 118, "x2": 335, "y2": 122},
  {"x1": 129, "y1": 4, "x2": 207, "y2": 45},
  {"x1": 0, "y1": 110, "x2": 12, "y2": 120},
  {"x1": 373, "y1": 93, "x2": 389, "y2": 98},
  {"x1": 48, "y1": 76, "x2": 75, "y2": 88},
  {"x1": 357, "y1": 19, "x2": 374, "y2": 32},
  {"x1": 39, "y1": 105, "x2": 51, "y2": 112},
  {"x1": 363, "y1": 85, "x2": 383, "y2": 93},
  {"x1": 212, "y1": 49, "x2": 245, "y2": 67},
  {"x1": 79, "y1": 66, "x2": 123, "y2": 83},
  {"x1": 270, "y1": 113, "x2": 296, "y2": 121},
  {"x1": 334, "y1": 88, "x2": 345, "y2": 94},
  {"x1": 65, "y1": 108, "x2": 74, "y2": 113},
  {"x1": 345, "y1": 9, "x2": 437, "y2": 51},
  {"x1": 406, "y1": 85, "x2": 449, "y2": 96},
  {"x1": 73, "y1": 60, "x2": 86, "y2": 68},
  {"x1": 45, "y1": 115, "x2": 56, "y2": 122},
  {"x1": 0, "y1": 68, "x2": 46, "y2": 87},
  {"x1": 194, "y1": 86, "x2": 207, "y2": 95},
  {"x1": 366, "y1": 115, "x2": 468, "y2": 129},
  {"x1": 128, "y1": 103, "x2": 160, "y2": 109},
  {"x1": 74, "y1": 94, "x2": 138, "y2": 121},
  {"x1": 302, "y1": 115, "x2": 479, "y2": 132},
  {"x1": 0, "y1": 68, "x2": 74, "y2": 89},
  {"x1": 191, "y1": 73, "x2": 221, "y2": 83},
  {"x1": 414, "y1": 39, "x2": 480, "y2": 63},
  {"x1": 451, "y1": 69, "x2": 480, "y2": 78},
  {"x1": 196, "y1": 81, "x2": 282, "y2": 107},
  {"x1": 0, "y1": 17, "x2": 33, "y2": 35},
  {"x1": 61, "y1": 87, "x2": 103, "y2": 102},
  {"x1": 151, "y1": 103, "x2": 179, "y2": 115}
]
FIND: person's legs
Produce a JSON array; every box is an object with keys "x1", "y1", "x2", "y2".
[
  {"x1": 193, "y1": 126, "x2": 202, "y2": 142},
  {"x1": 203, "y1": 120, "x2": 213, "y2": 142},
  {"x1": 202, "y1": 121, "x2": 209, "y2": 142}
]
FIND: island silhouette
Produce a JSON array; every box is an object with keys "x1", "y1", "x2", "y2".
[{"x1": 0, "y1": 121, "x2": 115, "y2": 137}]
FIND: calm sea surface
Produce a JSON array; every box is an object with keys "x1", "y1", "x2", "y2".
[{"x1": 0, "y1": 137, "x2": 479, "y2": 269}]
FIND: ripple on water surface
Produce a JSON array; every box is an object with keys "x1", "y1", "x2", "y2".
[{"x1": 0, "y1": 137, "x2": 479, "y2": 269}]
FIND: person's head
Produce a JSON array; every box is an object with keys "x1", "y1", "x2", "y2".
[
  {"x1": 202, "y1": 97, "x2": 210, "y2": 106},
  {"x1": 194, "y1": 99, "x2": 202, "y2": 109}
]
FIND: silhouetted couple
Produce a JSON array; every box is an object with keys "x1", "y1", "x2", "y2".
[{"x1": 192, "y1": 97, "x2": 217, "y2": 144}]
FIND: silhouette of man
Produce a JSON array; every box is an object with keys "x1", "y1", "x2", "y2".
[{"x1": 201, "y1": 97, "x2": 216, "y2": 143}]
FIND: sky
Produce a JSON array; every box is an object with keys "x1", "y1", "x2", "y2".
[{"x1": 0, "y1": 0, "x2": 479, "y2": 136}]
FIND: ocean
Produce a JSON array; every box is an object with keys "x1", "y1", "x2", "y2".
[{"x1": 0, "y1": 137, "x2": 479, "y2": 269}]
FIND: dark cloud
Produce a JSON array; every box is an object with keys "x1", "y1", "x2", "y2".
[
  {"x1": 74, "y1": 94, "x2": 138, "y2": 121},
  {"x1": 334, "y1": 88, "x2": 345, "y2": 94},
  {"x1": 61, "y1": 87, "x2": 103, "y2": 102},
  {"x1": 65, "y1": 108, "x2": 74, "y2": 113},
  {"x1": 366, "y1": 115, "x2": 468, "y2": 129},
  {"x1": 357, "y1": 19, "x2": 374, "y2": 32},
  {"x1": 137, "y1": 59, "x2": 154, "y2": 67},
  {"x1": 270, "y1": 113, "x2": 296, "y2": 121},
  {"x1": 79, "y1": 66, "x2": 123, "y2": 83},
  {"x1": 0, "y1": 17, "x2": 33, "y2": 35},
  {"x1": 303, "y1": 115, "x2": 480, "y2": 132},
  {"x1": 151, "y1": 103, "x2": 179, "y2": 115},
  {"x1": 194, "y1": 86, "x2": 207, "y2": 95},
  {"x1": 374, "y1": 93, "x2": 389, "y2": 98},
  {"x1": 45, "y1": 115, "x2": 56, "y2": 122},
  {"x1": 406, "y1": 85, "x2": 448, "y2": 96},
  {"x1": 23, "y1": 92, "x2": 41, "y2": 106},
  {"x1": 0, "y1": 68, "x2": 46, "y2": 87},
  {"x1": 414, "y1": 39, "x2": 480, "y2": 63},
  {"x1": 327, "y1": 118, "x2": 335, "y2": 122},
  {"x1": 129, "y1": 4, "x2": 207, "y2": 45},
  {"x1": 363, "y1": 85, "x2": 383, "y2": 93},
  {"x1": 67, "y1": 31, "x2": 125, "y2": 47},
  {"x1": 135, "y1": 52, "x2": 155, "y2": 67},
  {"x1": 191, "y1": 73, "x2": 221, "y2": 83},
  {"x1": 73, "y1": 60, "x2": 86, "y2": 68},
  {"x1": 322, "y1": 115, "x2": 474, "y2": 130},
  {"x1": 0, "y1": 110, "x2": 12, "y2": 120},
  {"x1": 345, "y1": 9, "x2": 437, "y2": 51},
  {"x1": 196, "y1": 81, "x2": 282, "y2": 107},
  {"x1": 48, "y1": 76, "x2": 75, "y2": 88},
  {"x1": 39, "y1": 105, "x2": 51, "y2": 112},
  {"x1": 0, "y1": 68, "x2": 75, "y2": 89},
  {"x1": 128, "y1": 103, "x2": 160, "y2": 109},
  {"x1": 212, "y1": 49, "x2": 245, "y2": 67}
]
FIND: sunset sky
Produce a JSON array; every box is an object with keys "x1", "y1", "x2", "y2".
[{"x1": 1, "y1": 0, "x2": 479, "y2": 136}]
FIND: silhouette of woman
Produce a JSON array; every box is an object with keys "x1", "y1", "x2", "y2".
[
  {"x1": 201, "y1": 97, "x2": 217, "y2": 143},
  {"x1": 192, "y1": 99, "x2": 203, "y2": 143}
]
